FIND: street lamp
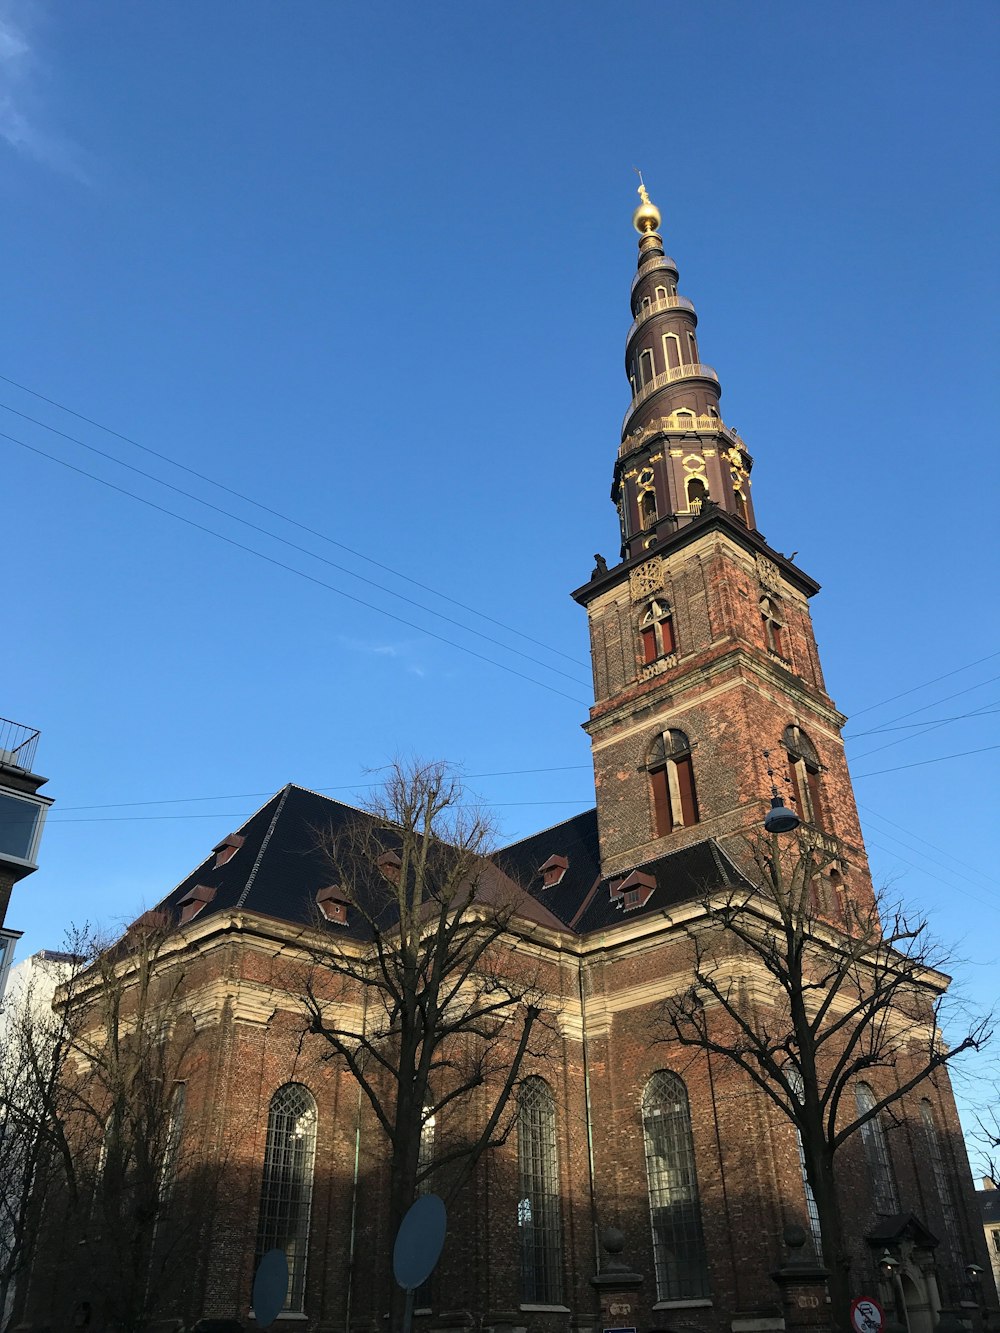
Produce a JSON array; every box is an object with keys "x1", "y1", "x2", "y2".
[{"x1": 762, "y1": 750, "x2": 800, "y2": 834}]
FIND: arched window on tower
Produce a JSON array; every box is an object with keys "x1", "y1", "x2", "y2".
[
  {"x1": 517, "y1": 1077, "x2": 563, "y2": 1305},
  {"x1": 638, "y1": 599, "x2": 675, "y2": 664},
  {"x1": 254, "y1": 1083, "x2": 318, "y2": 1313},
  {"x1": 654, "y1": 285, "x2": 668, "y2": 304},
  {"x1": 640, "y1": 488, "x2": 658, "y2": 531},
  {"x1": 686, "y1": 330, "x2": 698, "y2": 365},
  {"x1": 639, "y1": 348, "x2": 655, "y2": 387},
  {"x1": 641, "y1": 1071, "x2": 709, "y2": 1300},
  {"x1": 648, "y1": 730, "x2": 699, "y2": 837},
  {"x1": 854, "y1": 1083, "x2": 899, "y2": 1217},
  {"x1": 782, "y1": 725, "x2": 824, "y2": 828},
  {"x1": 760, "y1": 595, "x2": 786, "y2": 657},
  {"x1": 686, "y1": 476, "x2": 708, "y2": 514},
  {"x1": 734, "y1": 488, "x2": 749, "y2": 525}
]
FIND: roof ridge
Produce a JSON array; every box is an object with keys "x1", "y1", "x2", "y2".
[
  {"x1": 153, "y1": 786, "x2": 288, "y2": 912},
  {"x1": 495, "y1": 806, "x2": 596, "y2": 854},
  {"x1": 235, "y1": 785, "x2": 291, "y2": 910},
  {"x1": 284, "y1": 782, "x2": 374, "y2": 820}
]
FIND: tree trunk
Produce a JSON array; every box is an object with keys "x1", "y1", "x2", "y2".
[{"x1": 803, "y1": 1136, "x2": 851, "y2": 1333}]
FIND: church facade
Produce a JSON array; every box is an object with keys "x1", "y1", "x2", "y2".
[{"x1": 20, "y1": 191, "x2": 992, "y2": 1333}]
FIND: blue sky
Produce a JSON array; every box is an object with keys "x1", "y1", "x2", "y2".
[{"x1": 2, "y1": 3, "x2": 998, "y2": 1159}]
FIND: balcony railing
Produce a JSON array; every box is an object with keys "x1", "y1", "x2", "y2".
[
  {"x1": 621, "y1": 363, "x2": 720, "y2": 432},
  {"x1": 0, "y1": 717, "x2": 40, "y2": 773},
  {"x1": 626, "y1": 294, "x2": 697, "y2": 342},
  {"x1": 631, "y1": 256, "x2": 679, "y2": 292},
  {"x1": 619, "y1": 413, "x2": 744, "y2": 458}
]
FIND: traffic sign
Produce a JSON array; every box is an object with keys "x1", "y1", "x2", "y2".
[
  {"x1": 252, "y1": 1248, "x2": 289, "y2": 1330},
  {"x1": 393, "y1": 1193, "x2": 447, "y2": 1291},
  {"x1": 851, "y1": 1297, "x2": 885, "y2": 1333}
]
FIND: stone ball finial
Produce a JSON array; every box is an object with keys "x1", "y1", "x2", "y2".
[
  {"x1": 601, "y1": 1226, "x2": 625, "y2": 1256},
  {"x1": 783, "y1": 1224, "x2": 807, "y2": 1251}
]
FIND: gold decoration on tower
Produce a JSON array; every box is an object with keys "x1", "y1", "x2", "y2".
[{"x1": 632, "y1": 169, "x2": 661, "y2": 235}]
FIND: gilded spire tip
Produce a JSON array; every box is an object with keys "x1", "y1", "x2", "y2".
[{"x1": 631, "y1": 169, "x2": 661, "y2": 235}]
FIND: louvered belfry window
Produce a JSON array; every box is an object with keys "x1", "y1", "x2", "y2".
[
  {"x1": 254, "y1": 1083, "x2": 318, "y2": 1312},
  {"x1": 517, "y1": 1076, "x2": 563, "y2": 1304},
  {"x1": 642, "y1": 1071, "x2": 709, "y2": 1300}
]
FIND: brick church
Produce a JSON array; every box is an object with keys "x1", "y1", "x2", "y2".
[{"x1": 21, "y1": 188, "x2": 993, "y2": 1333}]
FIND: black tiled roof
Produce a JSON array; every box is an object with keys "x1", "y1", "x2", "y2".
[
  {"x1": 498, "y1": 810, "x2": 751, "y2": 933},
  {"x1": 155, "y1": 787, "x2": 749, "y2": 941}
]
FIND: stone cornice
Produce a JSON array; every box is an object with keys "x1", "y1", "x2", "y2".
[{"x1": 572, "y1": 508, "x2": 820, "y2": 607}]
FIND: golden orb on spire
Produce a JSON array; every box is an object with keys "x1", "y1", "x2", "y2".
[{"x1": 632, "y1": 170, "x2": 661, "y2": 235}]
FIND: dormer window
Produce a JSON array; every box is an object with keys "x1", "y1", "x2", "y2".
[
  {"x1": 611, "y1": 869, "x2": 656, "y2": 912},
  {"x1": 128, "y1": 909, "x2": 171, "y2": 935},
  {"x1": 212, "y1": 833, "x2": 245, "y2": 869},
  {"x1": 639, "y1": 600, "x2": 675, "y2": 664},
  {"x1": 377, "y1": 850, "x2": 402, "y2": 883},
  {"x1": 178, "y1": 884, "x2": 216, "y2": 925},
  {"x1": 538, "y1": 854, "x2": 569, "y2": 888},
  {"x1": 316, "y1": 885, "x2": 350, "y2": 926},
  {"x1": 647, "y1": 730, "x2": 699, "y2": 838}
]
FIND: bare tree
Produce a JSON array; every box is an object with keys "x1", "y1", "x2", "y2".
[
  {"x1": 656, "y1": 831, "x2": 991, "y2": 1331},
  {"x1": 12, "y1": 922, "x2": 231, "y2": 1333},
  {"x1": 301, "y1": 760, "x2": 552, "y2": 1310},
  {"x1": 0, "y1": 946, "x2": 86, "y2": 1333}
]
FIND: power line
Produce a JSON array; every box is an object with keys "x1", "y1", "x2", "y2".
[
  {"x1": 43, "y1": 798, "x2": 592, "y2": 825},
  {"x1": 52, "y1": 764, "x2": 594, "y2": 813},
  {"x1": 844, "y1": 703, "x2": 1000, "y2": 738},
  {"x1": 0, "y1": 374, "x2": 588, "y2": 669},
  {"x1": 3, "y1": 429, "x2": 589, "y2": 706},
  {"x1": 0, "y1": 401, "x2": 589, "y2": 688},
  {"x1": 859, "y1": 805, "x2": 997, "y2": 893},
  {"x1": 845, "y1": 674, "x2": 1000, "y2": 745},
  {"x1": 859, "y1": 802, "x2": 995, "y2": 887},
  {"x1": 853, "y1": 743, "x2": 1000, "y2": 779},
  {"x1": 847, "y1": 692, "x2": 1000, "y2": 762},
  {"x1": 863, "y1": 838, "x2": 1000, "y2": 919},
  {"x1": 845, "y1": 649, "x2": 1000, "y2": 720}
]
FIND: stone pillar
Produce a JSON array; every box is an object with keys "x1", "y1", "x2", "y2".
[
  {"x1": 589, "y1": 1228, "x2": 642, "y2": 1333},
  {"x1": 770, "y1": 1225, "x2": 831, "y2": 1333}
]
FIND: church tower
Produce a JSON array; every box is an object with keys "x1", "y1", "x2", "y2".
[{"x1": 573, "y1": 183, "x2": 873, "y2": 912}]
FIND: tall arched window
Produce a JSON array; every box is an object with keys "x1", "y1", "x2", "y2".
[
  {"x1": 642, "y1": 1071, "x2": 708, "y2": 1300},
  {"x1": 920, "y1": 1099, "x2": 961, "y2": 1263},
  {"x1": 648, "y1": 730, "x2": 699, "y2": 837},
  {"x1": 855, "y1": 1083, "x2": 899, "y2": 1216},
  {"x1": 517, "y1": 1077, "x2": 562, "y2": 1304},
  {"x1": 785, "y1": 1069, "x2": 822, "y2": 1258},
  {"x1": 640, "y1": 489, "x2": 658, "y2": 531},
  {"x1": 760, "y1": 594, "x2": 785, "y2": 657},
  {"x1": 639, "y1": 599, "x2": 675, "y2": 664},
  {"x1": 782, "y1": 725, "x2": 823, "y2": 828},
  {"x1": 255, "y1": 1084, "x2": 318, "y2": 1313}
]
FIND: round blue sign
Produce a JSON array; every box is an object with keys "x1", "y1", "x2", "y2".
[
  {"x1": 252, "y1": 1248, "x2": 289, "y2": 1330},
  {"x1": 393, "y1": 1193, "x2": 447, "y2": 1291}
]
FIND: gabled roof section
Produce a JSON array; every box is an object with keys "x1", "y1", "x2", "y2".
[
  {"x1": 155, "y1": 784, "x2": 568, "y2": 941},
  {"x1": 496, "y1": 809, "x2": 752, "y2": 934}
]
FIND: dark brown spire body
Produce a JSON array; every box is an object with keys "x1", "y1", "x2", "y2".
[{"x1": 615, "y1": 199, "x2": 756, "y2": 560}]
